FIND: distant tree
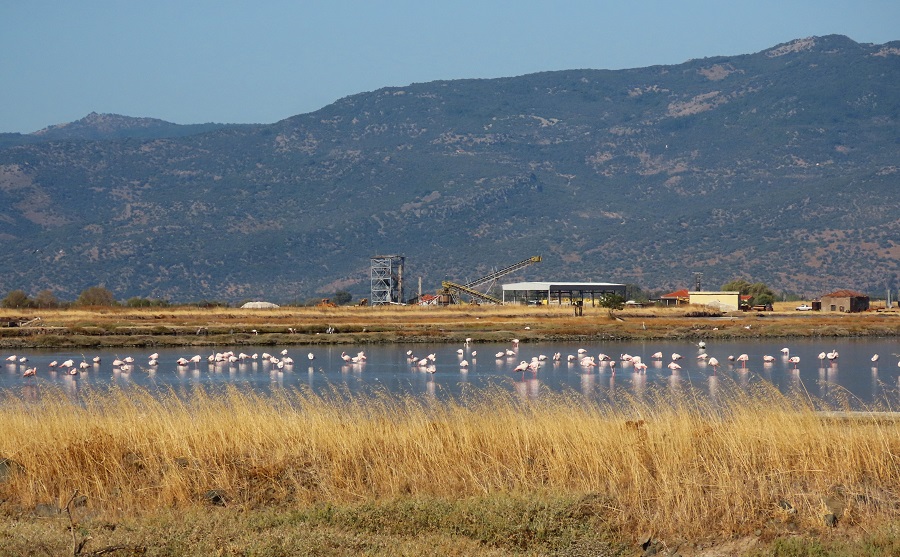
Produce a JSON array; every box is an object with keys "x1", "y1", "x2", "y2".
[
  {"x1": 33, "y1": 289, "x2": 59, "y2": 308},
  {"x1": 1, "y1": 290, "x2": 32, "y2": 308},
  {"x1": 597, "y1": 293, "x2": 626, "y2": 310},
  {"x1": 721, "y1": 279, "x2": 752, "y2": 294},
  {"x1": 192, "y1": 299, "x2": 229, "y2": 308},
  {"x1": 126, "y1": 296, "x2": 169, "y2": 308},
  {"x1": 721, "y1": 279, "x2": 776, "y2": 306},
  {"x1": 76, "y1": 286, "x2": 117, "y2": 307},
  {"x1": 332, "y1": 290, "x2": 353, "y2": 305}
]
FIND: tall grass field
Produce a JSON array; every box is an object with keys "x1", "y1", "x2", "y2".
[{"x1": 1, "y1": 383, "x2": 898, "y2": 553}]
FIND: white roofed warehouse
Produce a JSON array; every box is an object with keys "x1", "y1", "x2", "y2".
[{"x1": 502, "y1": 282, "x2": 626, "y2": 306}]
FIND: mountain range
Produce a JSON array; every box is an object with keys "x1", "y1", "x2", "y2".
[{"x1": 1, "y1": 34, "x2": 898, "y2": 303}]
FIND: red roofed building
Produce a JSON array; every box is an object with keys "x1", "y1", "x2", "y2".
[
  {"x1": 659, "y1": 288, "x2": 689, "y2": 306},
  {"x1": 819, "y1": 290, "x2": 869, "y2": 313}
]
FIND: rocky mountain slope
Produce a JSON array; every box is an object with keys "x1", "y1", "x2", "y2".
[{"x1": 1, "y1": 35, "x2": 898, "y2": 302}]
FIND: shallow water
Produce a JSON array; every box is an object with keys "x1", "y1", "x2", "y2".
[{"x1": 3, "y1": 338, "x2": 899, "y2": 409}]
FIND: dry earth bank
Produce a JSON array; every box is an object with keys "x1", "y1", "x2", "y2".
[{"x1": 1, "y1": 303, "x2": 899, "y2": 349}]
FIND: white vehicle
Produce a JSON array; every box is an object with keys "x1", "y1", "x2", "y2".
[{"x1": 795, "y1": 304, "x2": 813, "y2": 311}]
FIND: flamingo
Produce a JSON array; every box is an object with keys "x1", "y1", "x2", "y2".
[
  {"x1": 513, "y1": 361, "x2": 529, "y2": 374},
  {"x1": 457, "y1": 348, "x2": 464, "y2": 355},
  {"x1": 281, "y1": 349, "x2": 289, "y2": 356},
  {"x1": 341, "y1": 352, "x2": 352, "y2": 362},
  {"x1": 827, "y1": 350, "x2": 839, "y2": 361},
  {"x1": 788, "y1": 356, "x2": 800, "y2": 369},
  {"x1": 780, "y1": 347, "x2": 790, "y2": 356},
  {"x1": 49, "y1": 360, "x2": 58, "y2": 367},
  {"x1": 92, "y1": 356, "x2": 101, "y2": 364},
  {"x1": 651, "y1": 352, "x2": 663, "y2": 359},
  {"x1": 495, "y1": 351, "x2": 505, "y2": 359},
  {"x1": 567, "y1": 354, "x2": 576, "y2": 362},
  {"x1": 308, "y1": 352, "x2": 315, "y2": 361},
  {"x1": 465, "y1": 337, "x2": 473, "y2": 345},
  {"x1": 708, "y1": 357, "x2": 720, "y2": 371},
  {"x1": 23, "y1": 367, "x2": 36, "y2": 377},
  {"x1": 460, "y1": 360, "x2": 469, "y2": 368},
  {"x1": 667, "y1": 362, "x2": 681, "y2": 372},
  {"x1": 671, "y1": 353, "x2": 682, "y2": 361},
  {"x1": 871, "y1": 354, "x2": 879, "y2": 363},
  {"x1": 736, "y1": 354, "x2": 749, "y2": 368},
  {"x1": 633, "y1": 362, "x2": 648, "y2": 374},
  {"x1": 763, "y1": 355, "x2": 775, "y2": 363},
  {"x1": 471, "y1": 351, "x2": 477, "y2": 358},
  {"x1": 176, "y1": 357, "x2": 189, "y2": 366}
]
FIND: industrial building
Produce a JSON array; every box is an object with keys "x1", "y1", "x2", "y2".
[{"x1": 501, "y1": 282, "x2": 626, "y2": 306}]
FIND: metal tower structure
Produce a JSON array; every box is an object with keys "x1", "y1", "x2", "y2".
[{"x1": 370, "y1": 255, "x2": 405, "y2": 305}]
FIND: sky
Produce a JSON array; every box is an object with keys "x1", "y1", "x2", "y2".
[{"x1": 2, "y1": 1, "x2": 898, "y2": 134}]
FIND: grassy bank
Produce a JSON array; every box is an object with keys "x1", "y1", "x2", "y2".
[
  {"x1": 1, "y1": 386, "x2": 898, "y2": 555},
  {"x1": 1, "y1": 303, "x2": 899, "y2": 349}
]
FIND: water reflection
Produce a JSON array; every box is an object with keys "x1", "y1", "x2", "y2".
[{"x1": 2, "y1": 339, "x2": 899, "y2": 410}]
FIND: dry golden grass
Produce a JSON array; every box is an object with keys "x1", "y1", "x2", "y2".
[
  {"x1": 1, "y1": 385, "x2": 897, "y2": 542},
  {"x1": 2, "y1": 304, "x2": 899, "y2": 349}
]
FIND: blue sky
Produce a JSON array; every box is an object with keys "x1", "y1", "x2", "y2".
[{"x1": 2, "y1": 0, "x2": 898, "y2": 133}]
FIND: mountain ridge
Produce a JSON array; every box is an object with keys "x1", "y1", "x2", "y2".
[{"x1": 0, "y1": 35, "x2": 898, "y2": 302}]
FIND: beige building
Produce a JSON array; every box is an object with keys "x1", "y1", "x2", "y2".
[
  {"x1": 819, "y1": 290, "x2": 869, "y2": 313},
  {"x1": 689, "y1": 291, "x2": 741, "y2": 312}
]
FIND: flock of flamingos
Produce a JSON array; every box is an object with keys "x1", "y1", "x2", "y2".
[{"x1": 4, "y1": 337, "x2": 893, "y2": 380}]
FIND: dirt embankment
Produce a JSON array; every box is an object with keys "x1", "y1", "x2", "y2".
[{"x1": 1, "y1": 305, "x2": 898, "y2": 349}]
